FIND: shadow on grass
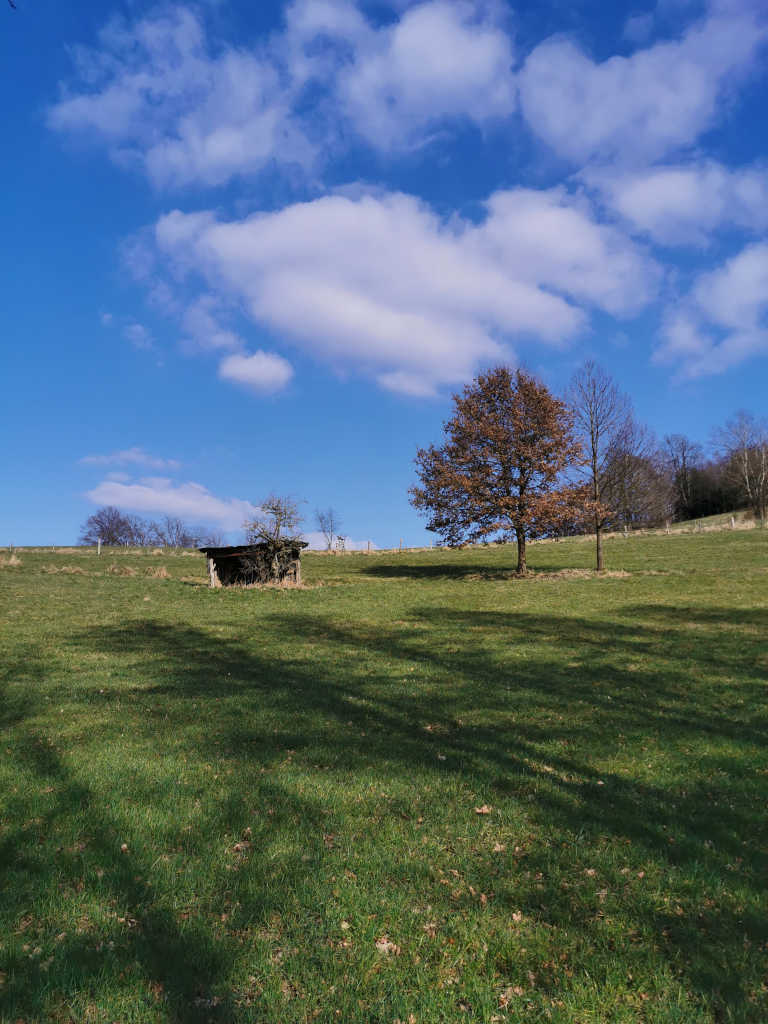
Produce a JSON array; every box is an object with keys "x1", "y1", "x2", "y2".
[
  {"x1": 0, "y1": 724, "x2": 329, "y2": 1022},
  {"x1": 2, "y1": 602, "x2": 767, "y2": 1019},
  {"x1": 359, "y1": 560, "x2": 580, "y2": 581}
]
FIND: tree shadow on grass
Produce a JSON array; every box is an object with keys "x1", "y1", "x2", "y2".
[
  {"x1": 359, "y1": 560, "x2": 580, "y2": 581},
  {"x1": 4, "y1": 602, "x2": 767, "y2": 1019},
  {"x1": 0, "y1": 714, "x2": 330, "y2": 1021}
]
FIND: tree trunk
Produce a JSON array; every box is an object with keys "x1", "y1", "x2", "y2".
[
  {"x1": 595, "y1": 522, "x2": 604, "y2": 572},
  {"x1": 516, "y1": 531, "x2": 527, "y2": 575}
]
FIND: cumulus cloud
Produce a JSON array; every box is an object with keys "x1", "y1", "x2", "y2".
[
  {"x1": 122, "y1": 322, "x2": 154, "y2": 349},
  {"x1": 585, "y1": 161, "x2": 768, "y2": 245},
  {"x1": 86, "y1": 477, "x2": 256, "y2": 529},
  {"x1": 181, "y1": 294, "x2": 244, "y2": 352},
  {"x1": 218, "y1": 350, "x2": 294, "y2": 393},
  {"x1": 48, "y1": 1, "x2": 516, "y2": 186},
  {"x1": 519, "y1": 1, "x2": 768, "y2": 166},
  {"x1": 80, "y1": 447, "x2": 181, "y2": 470},
  {"x1": 48, "y1": 6, "x2": 313, "y2": 188},
  {"x1": 152, "y1": 186, "x2": 656, "y2": 395},
  {"x1": 655, "y1": 242, "x2": 768, "y2": 376},
  {"x1": 331, "y1": 0, "x2": 515, "y2": 150}
]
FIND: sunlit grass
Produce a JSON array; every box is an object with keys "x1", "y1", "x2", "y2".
[{"x1": 1, "y1": 531, "x2": 767, "y2": 1021}]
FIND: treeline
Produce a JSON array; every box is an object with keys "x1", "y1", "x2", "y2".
[
  {"x1": 79, "y1": 507, "x2": 223, "y2": 548},
  {"x1": 568, "y1": 364, "x2": 767, "y2": 537},
  {"x1": 412, "y1": 364, "x2": 767, "y2": 574}
]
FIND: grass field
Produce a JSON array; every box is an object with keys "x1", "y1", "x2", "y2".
[{"x1": 1, "y1": 532, "x2": 767, "y2": 1023}]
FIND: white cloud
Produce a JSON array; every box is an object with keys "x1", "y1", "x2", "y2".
[
  {"x1": 585, "y1": 161, "x2": 768, "y2": 245},
  {"x1": 655, "y1": 242, "x2": 768, "y2": 376},
  {"x1": 86, "y1": 477, "x2": 256, "y2": 529},
  {"x1": 49, "y1": 6, "x2": 313, "y2": 188},
  {"x1": 332, "y1": 0, "x2": 516, "y2": 150},
  {"x1": 152, "y1": 186, "x2": 656, "y2": 395},
  {"x1": 81, "y1": 447, "x2": 181, "y2": 470},
  {"x1": 519, "y1": 1, "x2": 768, "y2": 166},
  {"x1": 218, "y1": 350, "x2": 294, "y2": 393},
  {"x1": 181, "y1": 294, "x2": 244, "y2": 352},
  {"x1": 48, "y1": 1, "x2": 517, "y2": 186},
  {"x1": 123, "y1": 322, "x2": 154, "y2": 349}
]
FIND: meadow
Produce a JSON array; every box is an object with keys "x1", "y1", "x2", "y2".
[{"x1": 0, "y1": 532, "x2": 766, "y2": 1023}]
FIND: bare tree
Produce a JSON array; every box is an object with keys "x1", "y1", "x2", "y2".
[
  {"x1": 151, "y1": 516, "x2": 199, "y2": 548},
  {"x1": 568, "y1": 361, "x2": 634, "y2": 570},
  {"x1": 124, "y1": 514, "x2": 156, "y2": 547},
  {"x1": 607, "y1": 431, "x2": 672, "y2": 530},
  {"x1": 315, "y1": 507, "x2": 342, "y2": 551},
  {"x1": 664, "y1": 434, "x2": 704, "y2": 521},
  {"x1": 245, "y1": 495, "x2": 304, "y2": 545},
  {"x1": 79, "y1": 507, "x2": 132, "y2": 546},
  {"x1": 714, "y1": 411, "x2": 768, "y2": 526},
  {"x1": 200, "y1": 528, "x2": 225, "y2": 548}
]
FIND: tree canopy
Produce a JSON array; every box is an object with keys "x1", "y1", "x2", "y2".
[{"x1": 410, "y1": 366, "x2": 585, "y2": 574}]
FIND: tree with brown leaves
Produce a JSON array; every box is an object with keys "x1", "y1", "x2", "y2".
[{"x1": 410, "y1": 366, "x2": 586, "y2": 575}]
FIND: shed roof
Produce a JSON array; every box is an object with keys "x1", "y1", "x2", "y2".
[{"x1": 198, "y1": 541, "x2": 308, "y2": 558}]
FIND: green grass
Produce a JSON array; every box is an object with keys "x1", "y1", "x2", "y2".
[{"x1": 1, "y1": 533, "x2": 767, "y2": 1022}]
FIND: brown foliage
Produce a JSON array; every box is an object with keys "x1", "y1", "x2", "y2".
[{"x1": 409, "y1": 367, "x2": 586, "y2": 573}]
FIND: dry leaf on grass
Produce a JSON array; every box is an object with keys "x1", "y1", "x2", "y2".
[
  {"x1": 499, "y1": 985, "x2": 525, "y2": 1006},
  {"x1": 374, "y1": 935, "x2": 400, "y2": 955},
  {"x1": 474, "y1": 805, "x2": 492, "y2": 815}
]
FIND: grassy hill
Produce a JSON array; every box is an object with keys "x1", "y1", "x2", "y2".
[{"x1": 1, "y1": 532, "x2": 766, "y2": 1022}]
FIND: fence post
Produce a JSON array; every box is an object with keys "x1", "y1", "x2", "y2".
[{"x1": 97, "y1": 538, "x2": 102, "y2": 556}]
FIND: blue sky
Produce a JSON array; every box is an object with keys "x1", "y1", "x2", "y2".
[{"x1": 2, "y1": 0, "x2": 767, "y2": 547}]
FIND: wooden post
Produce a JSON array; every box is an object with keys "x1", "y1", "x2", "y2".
[
  {"x1": 207, "y1": 557, "x2": 219, "y2": 588},
  {"x1": 367, "y1": 540, "x2": 371, "y2": 554},
  {"x1": 731, "y1": 516, "x2": 735, "y2": 529},
  {"x1": 399, "y1": 537, "x2": 403, "y2": 551}
]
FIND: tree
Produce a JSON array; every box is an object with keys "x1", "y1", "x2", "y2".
[
  {"x1": 244, "y1": 494, "x2": 304, "y2": 545},
  {"x1": 79, "y1": 506, "x2": 132, "y2": 546},
  {"x1": 568, "y1": 361, "x2": 634, "y2": 570},
  {"x1": 664, "y1": 434, "x2": 704, "y2": 521},
  {"x1": 79, "y1": 507, "x2": 202, "y2": 547},
  {"x1": 200, "y1": 528, "x2": 225, "y2": 548},
  {"x1": 714, "y1": 411, "x2": 768, "y2": 526},
  {"x1": 410, "y1": 366, "x2": 585, "y2": 575},
  {"x1": 152, "y1": 516, "x2": 199, "y2": 548},
  {"x1": 315, "y1": 507, "x2": 342, "y2": 551},
  {"x1": 607, "y1": 439, "x2": 672, "y2": 530}
]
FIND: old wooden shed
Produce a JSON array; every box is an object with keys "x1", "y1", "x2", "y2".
[{"x1": 199, "y1": 541, "x2": 308, "y2": 587}]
